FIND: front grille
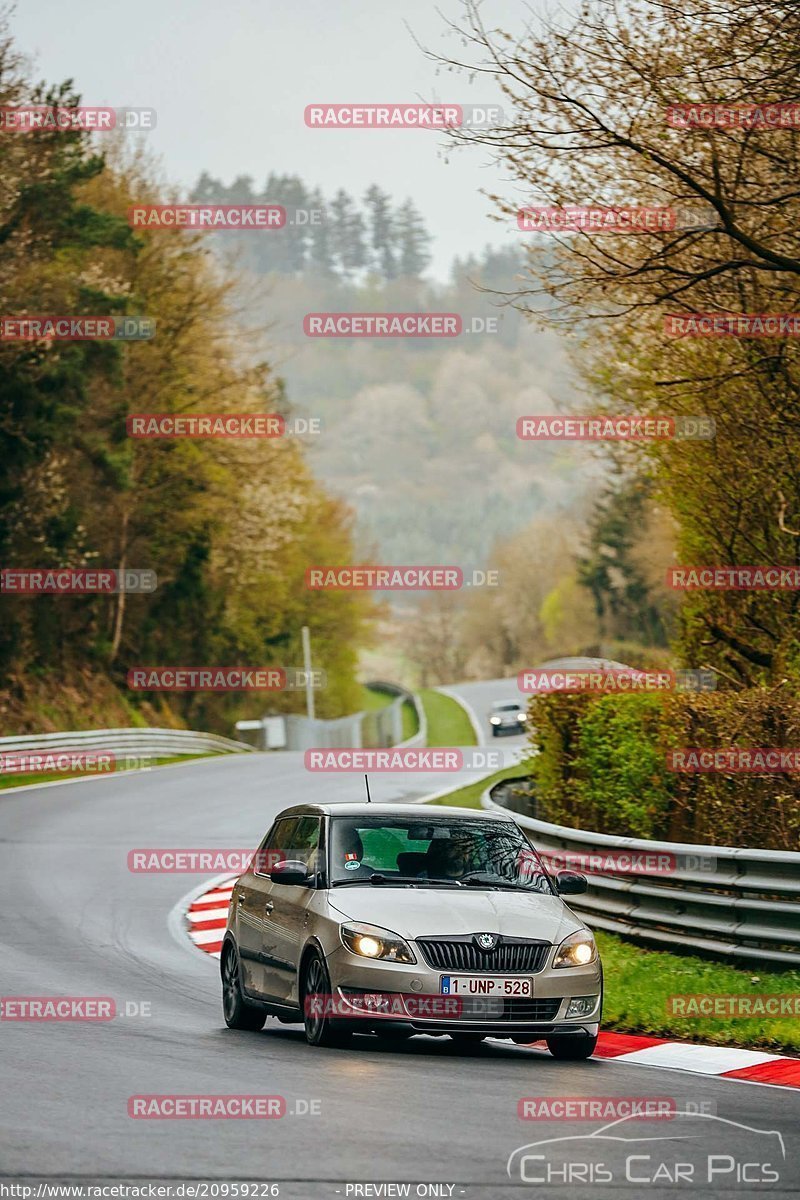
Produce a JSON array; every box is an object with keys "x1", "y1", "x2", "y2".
[{"x1": 416, "y1": 936, "x2": 550, "y2": 973}]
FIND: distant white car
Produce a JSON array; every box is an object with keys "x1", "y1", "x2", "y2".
[{"x1": 489, "y1": 700, "x2": 527, "y2": 737}]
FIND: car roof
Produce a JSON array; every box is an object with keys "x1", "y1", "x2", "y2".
[
  {"x1": 273, "y1": 802, "x2": 515, "y2": 821},
  {"x1": 491, "y1": 699, "x2": 520, "y2": 707}
]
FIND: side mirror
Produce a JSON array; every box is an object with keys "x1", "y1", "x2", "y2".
[
  {"x1": 269, "y1": 859, "x2": 312, "y2": 886},
  {"x1": 555, "y1": 869, "x2": 588, "y2": 896}
]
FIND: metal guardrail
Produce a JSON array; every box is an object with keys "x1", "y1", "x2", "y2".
[
  {"x1": 0, "y1": 727, "x2": 255, "y2": 758},
  {"x1": 483, "y1": 777, "x2": 800, "y2": 966},
  {"x1": 281, "y1": 681, "x2": 425, "y2": 752},
  {"x1": 364, "y1": 680, "x2": 426, "y2": 749}
]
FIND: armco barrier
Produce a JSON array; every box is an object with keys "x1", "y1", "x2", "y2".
[
  {"x1": 0, "y1": 727, "x2": 255, "y2": 759},
  {"x1": 283, "y1": 681, "x2": 425, "y2": 752},
  {"x1": 483, "y1": 777, "x2": 800, "y2": 966},
  {"x1": 363, "y1": 679, "x2": 426, "y2": 749}
]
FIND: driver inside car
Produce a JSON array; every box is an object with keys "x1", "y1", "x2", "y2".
[{"x1": 421, "y1": 834, "x2": 477, "y2": 880}]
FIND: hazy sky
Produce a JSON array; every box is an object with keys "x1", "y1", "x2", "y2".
[{"x1": 11, "y1": 0, "x2": 542, "y2": 277}]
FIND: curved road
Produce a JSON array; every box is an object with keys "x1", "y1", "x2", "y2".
[{"x1": 1, "y1": 718, "x2": 798, "y2": 1197}]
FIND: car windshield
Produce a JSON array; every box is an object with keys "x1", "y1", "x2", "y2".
[
  {"x1": 328, "y1": 816, "x2": 553, "y2": 891},
  {"x1": 494, "y1": 704, "x2": 520, "y2": 712}
]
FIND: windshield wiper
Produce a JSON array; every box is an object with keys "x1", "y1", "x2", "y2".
[
  {"x1": 369, "y1": 873, "x2": 463, "y2": 887},
  {"x1": 331, "y1": 874, "x2": 461, "y2": 888},
  {"x1": 462, "y1": 875, "x2": 538, "y2": 891}
]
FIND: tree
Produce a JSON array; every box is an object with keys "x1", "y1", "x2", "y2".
[
  {"x1": 329, "y1": 189, "x2": 368, "y2": 279},
  {"x1": 364, "y1": 185, "x2": 396, "y2": 280},
  {"x1": 396, "y1": 199, "x2": 432, "y2": 279},
  {"x1": 433, "y1": 0, "x2": 800, "y2": 684}
]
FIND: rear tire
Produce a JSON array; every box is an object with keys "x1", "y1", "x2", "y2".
[
  {"x1": 302, "y1": 951, "x2": 353, "y2": 1048},
  {"x1": 546, "y1": 1032, "x2": 597, "y2": 1060},
  {"x1": 221, "y1": 943, "x2": 266, "y2": 1031}
]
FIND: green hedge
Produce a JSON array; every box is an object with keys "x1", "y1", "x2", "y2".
[{"x1": 529, "y1": 690, "x2": 800, "y2": 849}]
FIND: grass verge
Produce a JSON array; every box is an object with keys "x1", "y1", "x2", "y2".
[
  {"x1": 597, "y1": 931, "x2": 800, "y2": 1055},
  {"x1": 420, "y1": 688, "x2": 477, "y2": 747}
]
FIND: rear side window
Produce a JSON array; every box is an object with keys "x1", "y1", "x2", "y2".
[
  {"x1": 254, "y1": 817, "x2": 299, "y2": 874},
  {"x1": 292, "y1": 816, "x2": 323, "y2": 873}
]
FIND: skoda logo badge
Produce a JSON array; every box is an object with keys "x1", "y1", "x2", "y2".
[{"x1": 475, "y1": 933, "x2": 498, "y2": 951}]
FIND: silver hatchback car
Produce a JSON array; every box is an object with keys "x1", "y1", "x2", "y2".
[{"x1": 221, "y1": 802, "x2": 602, "y2": 1056}]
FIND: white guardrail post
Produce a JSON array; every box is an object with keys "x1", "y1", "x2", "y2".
[{"x1": 483, "y1": 776, "x2": 800, "y2": 966}]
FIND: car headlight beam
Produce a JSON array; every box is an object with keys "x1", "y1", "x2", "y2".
[{"x1": 340, "y1": 922, "x2": 416, "y2": 964}]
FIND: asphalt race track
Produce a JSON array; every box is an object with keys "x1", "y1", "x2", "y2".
[{"x1": 1, "y1": 691, "x2": 798, "y2": 1198}]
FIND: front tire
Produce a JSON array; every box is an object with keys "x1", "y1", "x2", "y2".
[
  {"x1": 546, "y1": 1032, "x2": 597, "y2": 1060},
  {"x1": 222, "y1": 943, "x2": 266, "y2": 1031},
  {"x1": 302, "y1": 951, "x2": 352, "y2": 1048}
]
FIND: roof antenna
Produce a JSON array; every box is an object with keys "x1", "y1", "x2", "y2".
[{"x1": 364, "y1": 773, "x2": 372, "y2": 803}]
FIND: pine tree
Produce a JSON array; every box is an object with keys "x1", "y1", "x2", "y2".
[
  {"x1": 396, "y1": 199, "x2": 431, "y2": 279},
  {"x1": 363, "y1": 185, "x2": 396, "y2": 280}
]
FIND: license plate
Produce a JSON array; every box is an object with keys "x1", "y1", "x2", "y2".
[{"x1": 440, "y1": 974, "x2": 533, "y2": 997}]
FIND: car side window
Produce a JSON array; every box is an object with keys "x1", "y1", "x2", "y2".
[
  {"x1": 254, "y1": 817, "x2": 299, "y2": 875},
  {"x1": 291, "y1": 816, "x2": 322, "y2": 875}
]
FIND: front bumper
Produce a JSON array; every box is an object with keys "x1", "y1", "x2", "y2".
[{"x1": 324, "y1": 942, "x2": 602, "y2": 1036}]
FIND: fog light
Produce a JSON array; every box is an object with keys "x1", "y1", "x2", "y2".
[{"x1": 566, "y1": 995, "x2": 598, "y2": 1018}]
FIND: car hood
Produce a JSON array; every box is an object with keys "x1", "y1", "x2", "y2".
[{"x1": 327, "y1": 885, "x2": 580, "y2": 944}]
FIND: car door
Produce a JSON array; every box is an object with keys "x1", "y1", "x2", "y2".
[
  {"x1": 236, "y1": 816, "x2": 298, "y2": 998},
  {"x1": 264, "y1": 815, "x2": 323, "y2": 1006}
]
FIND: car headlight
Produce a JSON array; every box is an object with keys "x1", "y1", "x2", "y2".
[
  {"x1": 553, "y1": 930, "x2": 597, "y2": 968},
  {"x1": 490, "y1": 716, "x2": 501, "y2": 725},
  {"x1": 517, "y1": 712, "x2": 526, "y2": 722},
  {"x1": 340, "y1": 922, "x2": 416, "y2": 964}
]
